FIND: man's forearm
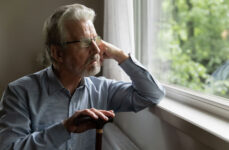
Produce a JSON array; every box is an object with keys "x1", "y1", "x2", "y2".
[
  {"x1": 0, "y1": 123, "x2": 70, "y2": 150},
  {"x1": 113, "y1": 50, "x2": 129, "y2": 64},
  {"x1": 120, "y1": 56, "x2": 165, "y2": 104}
]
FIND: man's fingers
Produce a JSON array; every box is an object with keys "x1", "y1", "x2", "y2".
[
  {"x1": 80, "y1": 109, "x2": 99, "y2": 120},
  {"x1": 64, "y1": 108, "x2": 115, "y2": 133},
  {"x1": 83, "y1": 108, "x2": 115, "y2": 121},
  {"x1": 99, "y1": 110, "x2": 115, "y2": 118},
  {"x1": 90, "y1": 108, "x2": 109, "y2": 121},
  {"x1": 75, "y1": 108, "x2": 115, "y2": 121}
]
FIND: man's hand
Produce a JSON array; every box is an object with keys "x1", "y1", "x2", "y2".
[
  {"x1": 99, "y1": 40, "x2": 129, "y2": 64},
  {"x1": 62, "y1": 108, "x2": 115, "y2": 133}
]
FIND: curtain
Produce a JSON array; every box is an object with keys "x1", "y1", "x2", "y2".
[
  {"x1": 102, "y1": 1, "x2": 163, "y2": 149},
  {"x1": 134, "y1": 0, "x2": 162, "y2": 75},
  {"x1": 102, "y1": 0, "x2": 135, "y2": 81}
]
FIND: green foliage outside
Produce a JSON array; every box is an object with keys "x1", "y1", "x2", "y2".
[{"x1": 158, "y1": 0, "x2": 229, "y2": 98}]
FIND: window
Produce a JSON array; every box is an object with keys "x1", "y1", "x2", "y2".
[{"x1": 134, "y1": 0, "x2": 229, "y2": 100}]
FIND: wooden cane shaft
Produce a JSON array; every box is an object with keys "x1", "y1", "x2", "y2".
[{"x1": 96, "y1": 129, "x2": 103, "y2": 150}]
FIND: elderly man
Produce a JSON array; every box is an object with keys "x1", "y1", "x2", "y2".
[{"x1": 0, "y1": 3, "x2": 165, "y2": 150}]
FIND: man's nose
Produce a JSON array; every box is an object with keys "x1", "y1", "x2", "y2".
[{"x1": 90, "y1": 40, "x2": 100, "y2": 54}]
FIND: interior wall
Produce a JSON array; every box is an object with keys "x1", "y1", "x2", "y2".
[
  {"x1": 114, "y1": 108, "x2": 213, "y2": 150},
  {"x1": 0, "y1": 0, "x2": 104, "y2": 96}
]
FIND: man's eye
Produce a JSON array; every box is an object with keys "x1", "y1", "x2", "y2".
[
  {"x1": 81, "y1": 38, "x2": 91, "y2": 43},
  {"x1": 79, "y1": 39, "x2": 90, "y2": 47},
  {"x1": 80, "y1": 42, "x2": 90, "y2": 48},
  {"x1": 95, "y1": 37, "x2": 101, "y2": 45}
]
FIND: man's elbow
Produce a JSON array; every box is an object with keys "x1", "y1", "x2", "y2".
[{"x1": 153, "y1": 87, "x2": 166, "y2": 104}]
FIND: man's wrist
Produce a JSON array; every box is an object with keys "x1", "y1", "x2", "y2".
[
  {"x1": 114, "y1": 51, "x2": 129, "y2": 64},
  {"x1": 62, "y1": 120, "x2": 71, "y2": 133}
]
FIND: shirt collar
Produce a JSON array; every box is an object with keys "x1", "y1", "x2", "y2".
[
  {"x1": 46, "y1": 66, "x2": 87, "y2": 95},
  {"x1": 47, "y1": 66, "x2": 64, "y2": 95}
]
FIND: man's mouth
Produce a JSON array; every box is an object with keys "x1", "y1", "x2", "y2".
[
  {"x1": 90, "y1": 59, "x2": 97, "y2": 65},
  {"x1": 88, "y1": 55, "x2": 100, "y2": 65}
]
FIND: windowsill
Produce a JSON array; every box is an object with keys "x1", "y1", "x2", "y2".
[
  {"x1": 151, "y1": 84, "x2": 229, "y2": 149},
  {"x1": 163, "y1": 84, "x2": 229, "y2": 119},
  {"x1": 149, "y1": 84, "x2": 229, "y2": 150}
]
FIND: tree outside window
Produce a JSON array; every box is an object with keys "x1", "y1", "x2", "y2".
[{"x1": 157, "y1": 0, "x2": 229, "y2": 99}]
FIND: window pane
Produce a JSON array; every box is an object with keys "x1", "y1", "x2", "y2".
[{"x1": 156, "y1": 0, "x2": 229, "y2": 99}]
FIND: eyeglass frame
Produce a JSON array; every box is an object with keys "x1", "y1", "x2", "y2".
[{"x1": 59, "y1": 35, "x2": 102, "y2": 48}]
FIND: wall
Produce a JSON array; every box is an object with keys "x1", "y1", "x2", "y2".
[
  {"x1": 0, "y1": 0, "x2": 104, "y2": 95},
  {"x1": 114, "y1": 108, "x2": 213, "y2": 150}
]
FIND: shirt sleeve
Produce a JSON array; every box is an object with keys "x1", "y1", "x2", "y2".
[
  {"x1": 0, "y1": 85, "x2": 71, "y2": 150},
  {"x1": 107, "y1": 54, "x2": 165, "y2": 112}
]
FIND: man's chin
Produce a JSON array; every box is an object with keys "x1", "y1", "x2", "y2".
[{"x1": 83, "y1": 64, "x2": 101, "y2": 77}]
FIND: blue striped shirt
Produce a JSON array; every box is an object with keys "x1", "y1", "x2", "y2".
[{"x1": 0, "y1": 56, "x2": 165, "y2": 150}]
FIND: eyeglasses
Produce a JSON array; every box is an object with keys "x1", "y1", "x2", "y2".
[{"x1": 61, "y1": 36, "x2": 102, "y2": 48}]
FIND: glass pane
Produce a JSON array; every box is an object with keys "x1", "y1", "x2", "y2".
[{"x1": 156, "y1": 0, "x2": 229, "y2": 99}]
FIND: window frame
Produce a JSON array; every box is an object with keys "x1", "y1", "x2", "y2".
[
  {"x1": 163, "y1": 83, "x2": 229, "y2": 120},
  {"x1": 133, "y1": 0, "x2": 229, "y2": 118}
]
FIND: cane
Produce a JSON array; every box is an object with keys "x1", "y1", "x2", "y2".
[{"x1": 74, "y1": 116, "x2": 113, "y2": 150}]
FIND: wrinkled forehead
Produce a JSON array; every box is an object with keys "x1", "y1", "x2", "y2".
[{"x1": 63, "y1": 19, "x2": 97, "y2": 41}]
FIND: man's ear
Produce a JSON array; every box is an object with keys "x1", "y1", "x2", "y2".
[{"x1": 50, "y1": 45, "x2": 64, "y2": 63}]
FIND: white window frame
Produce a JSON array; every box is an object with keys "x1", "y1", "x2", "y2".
[
  {"x1": 133, "y1": 0, "x2": 229, "y2": 116},
  {"x1": 163, "y1": 83, "x2": 229, "y2": 120},
  {"x1": 133, "y1": 0, "x2": 229, "y2": 146}
]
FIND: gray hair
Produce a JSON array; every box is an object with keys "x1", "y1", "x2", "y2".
[{"x1": 43, "y1": 4, "x2": 95, "y2": 63}]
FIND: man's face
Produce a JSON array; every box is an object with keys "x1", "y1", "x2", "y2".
[{"x1": 60, "y1": 20, "x2": 101, "y2": 77}]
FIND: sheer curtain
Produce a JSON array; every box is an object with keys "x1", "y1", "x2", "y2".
[
  {"x1": 102, "y1": 0, "x2": 162, "y2": 79},
  {"x1": 102, "y1": 0, "x2": 135, "y2": 81},
  {"x1": 102, "y1": 2, "x2": 137, "y2": 149},
  {"x1": 102, "y1": 1, "x2": 164, "y2": 149},
  {"x1": 134, "y1": 0, "x2": 162, "y2": 75}
]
